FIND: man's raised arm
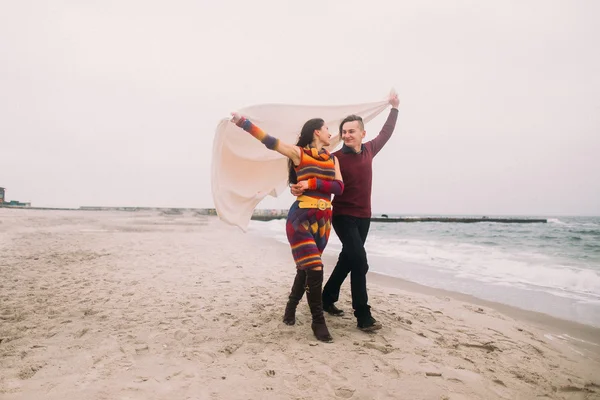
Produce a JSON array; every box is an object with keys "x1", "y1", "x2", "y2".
[{"x1": 368, "y1": 91, "x2": 400, "y2": 156}]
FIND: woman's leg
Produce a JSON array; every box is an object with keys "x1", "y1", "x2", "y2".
[
  {"x1": 305, "y1": 267, "x2": 332, "y2": 342},
  {"x1": 286, "y1": 207, "x2": 332, "y2": 342},
  {"x1": 281, "y1": 204, "x2": 316, "y2": 326},
  {"x1": 282, "y1": 269, "x2": 306, "y2": 325}
]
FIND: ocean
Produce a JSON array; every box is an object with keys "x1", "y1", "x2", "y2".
[{"x1": 248, "y1": 216, "x2": 600, "y2": 328}]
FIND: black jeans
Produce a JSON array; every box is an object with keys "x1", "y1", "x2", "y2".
[{"x1": 322, "y1": 215, "x2": 371, "y2": 320}]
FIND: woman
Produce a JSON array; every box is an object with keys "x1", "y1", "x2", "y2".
[{"x1": 231, "y1": 112, "x2": 344, "y2": 342}]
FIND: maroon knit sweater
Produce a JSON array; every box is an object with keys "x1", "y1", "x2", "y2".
[{"x1": 332, "y1": 108, "x2": 399, "y2": 218}]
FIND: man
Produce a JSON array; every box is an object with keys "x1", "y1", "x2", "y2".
[{"x1": 291, "y1": 91, "x2": 400, "y2": 331}]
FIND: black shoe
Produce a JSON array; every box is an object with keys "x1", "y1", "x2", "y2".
[
  {"x1": 357, "y1": 316, "x2": 382, "y2": 332},
  {"x1": 323, "y1": 303, "x2": 344, "y2": 316}
]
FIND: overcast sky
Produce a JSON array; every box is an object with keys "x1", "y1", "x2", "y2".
[{"x1": 1, "y1": 0, "x2": 599, "y2": 216}]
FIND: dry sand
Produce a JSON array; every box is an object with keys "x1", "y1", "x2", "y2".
[{"x1": 1, "y1": 208, "x2": 599, "y2": 399}]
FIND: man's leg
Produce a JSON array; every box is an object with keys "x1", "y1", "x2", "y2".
[
  {"x1": 349, "y1": 217, "x2": 369, "y2": 316},
  {"x1": 357, "y1": 217, "x2": 371, "y2": 245},
  {"x1": 350, "y1": 217, "x2": 381, "y2": 330},
  {"x1": 322, "y1": 215, "x2": 359, "y2": 312}
]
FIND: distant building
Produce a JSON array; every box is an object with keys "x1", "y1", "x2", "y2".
[
  {"x1": 6, "y1": 200, "x2": 31, "y2": 207},
  {"x1": 0, "y1": 187, "x2": 31, "y2": 207}
]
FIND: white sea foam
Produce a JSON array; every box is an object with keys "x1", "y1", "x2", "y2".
[
  {"x1": 364, "y1": 234, "x2": 600, "y2": 301},
  {"x1": 548, "y1": 218, "x2": 565, "y2": 224},
  {"x1": 247, "y1": 219, "x2": 600, "y2": 305}
]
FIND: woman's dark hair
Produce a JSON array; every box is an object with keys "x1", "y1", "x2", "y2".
[{"x1": 288, "y1": 118, "x2": 325, "y2": 184}]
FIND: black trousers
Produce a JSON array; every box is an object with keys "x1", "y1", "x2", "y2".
[{"x1": 322, "y1": 214, "x2": 371, "y2": 319}]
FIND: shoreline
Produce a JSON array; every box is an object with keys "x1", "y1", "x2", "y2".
[
  {"x1": 360, "y1": 253, "x2": 600, "y2": 329},
  {"x1": 312, "y1": 234, "x2": 600, "y2": 358},
  {"x1": 242, "y1": 217, "x2": 600, "y2": 363},
  {"x1": 250, "y1": 222, "x2": 600, "y2": 331},
  {"x1": 366, "y1": 271, "x2": 600, "y2": 353}
]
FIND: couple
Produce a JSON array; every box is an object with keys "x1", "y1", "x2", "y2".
[{"x1": 231, "y1": 92, "x2": 399, "y2": 342}]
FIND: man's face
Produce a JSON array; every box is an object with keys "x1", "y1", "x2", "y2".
[{"x1": 341, "y1": 121, "x2": 366, "y2": 151}]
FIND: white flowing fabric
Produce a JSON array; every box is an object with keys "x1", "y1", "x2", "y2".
[{"x1": 211, "y1": 99, "x2": 389, "y2": 231}]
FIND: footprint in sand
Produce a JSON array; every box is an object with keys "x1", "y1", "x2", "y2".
[
  {"x1": 75, "y1": 328, "x2": 89, "y2": 338},
  {"x1": 221, "y1": 343, "x2": 242, "y2": 356},
  {"x1": 294, "y1": 375, "x2": 312, "y2": 390},
  {"x1": 183, "y1": 350, "x2": 215, "y2": 364},
  {"x1": 174, "y1": 330, "x2": 188, "y2": 340},
  {"x1": 363, "y1": 341, "x2": 395, "y2": 354},
  {"x1": 135, "y1": 345, "x2": 149, "y2": 355},
  {"x1": 334, "y1": 387, "x2": 356, "y2": 398},
  {"x1": 246, "y1": 359, "x2": 267, "y2": 371},
  {"x1": 18, "y1": 364, "x2": 44, "y2": 380}
]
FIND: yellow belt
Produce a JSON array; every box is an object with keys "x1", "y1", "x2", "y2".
[{"x1": 297, "y1": 195, "x2": 331, "y2": 210}]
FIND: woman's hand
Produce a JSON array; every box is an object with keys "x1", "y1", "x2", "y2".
[
  {"x1": 230, "y1": 112, "x2": 242, "y2": 124},
  {"x1": 231, "y1": 113, "x2": 301, "y2": 165},
  {"x1": 297, "y1": 180, "x2": 309, "y2": 191},
  {"x1": 290, "y1": 181, "x2": 308, "y2": 196}
]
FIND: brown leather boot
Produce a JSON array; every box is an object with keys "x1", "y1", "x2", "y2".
[
  {"x1": 305, "y1": 269, "x2": 333, "y2": 342},
  {"x1": 283, "y1": 269, "x2": 306, "y2": 325}
]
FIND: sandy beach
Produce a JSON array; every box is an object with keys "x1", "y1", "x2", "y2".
[{"x1": 1, "y1": 208, "x2": 599, "y2": 400}]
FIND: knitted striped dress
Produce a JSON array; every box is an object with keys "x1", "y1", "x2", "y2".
[
  {"x1": 286, "y1": 147, "x2": 338, "y2": 270},
  {"x1": 233, "y1": 116, "x2": 343, "y2": 270}
]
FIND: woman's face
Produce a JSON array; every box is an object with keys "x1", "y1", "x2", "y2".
[{"x1": 315, "y1": 124, "x2": 331, "y2": 146}]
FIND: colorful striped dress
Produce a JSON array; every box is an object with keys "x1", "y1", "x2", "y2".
[
  {"x1": 286, "y1": 147, "x2": 338, "y2": 270},
  {"x1": 234, "y1": 116, "x2": 343, "y2": 270}
]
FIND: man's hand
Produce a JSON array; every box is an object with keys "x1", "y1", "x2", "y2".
[
  {"x1": 290, "y1": 182, "x2": 307, "y2": 196},
  {"x1": 388, "y1": 90, "x2": 400, "y2": 109}
]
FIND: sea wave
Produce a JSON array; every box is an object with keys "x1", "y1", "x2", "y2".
[{"x1": 247, "y1": 217, "x2": 600, "y2": 304}]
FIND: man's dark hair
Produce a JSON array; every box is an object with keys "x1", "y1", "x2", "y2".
[{"x1": 339, "y1": 114, "x2": 364, "y2": 134}]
